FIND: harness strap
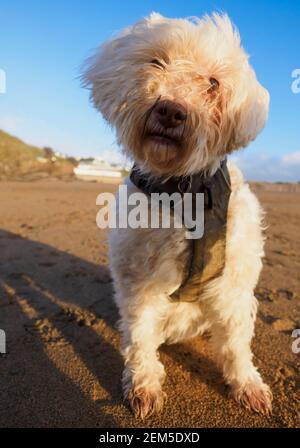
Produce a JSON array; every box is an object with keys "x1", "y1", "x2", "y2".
[{"x1": 130, "y1": 160, "x2": 232, "y2": 302}]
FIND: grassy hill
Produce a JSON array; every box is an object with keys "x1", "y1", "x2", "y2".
[{"x1": 0, "y1": 130, "x2": 75, "y2": 180}]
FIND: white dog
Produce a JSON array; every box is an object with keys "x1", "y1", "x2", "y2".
[{"x1": 83, "y1": 12, "x2": 272, "y2": 419}]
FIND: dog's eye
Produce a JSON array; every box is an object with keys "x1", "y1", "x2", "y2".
[
  {"x1": 208, "y1": 77, "x2": 219, "y2": 93},
  {"x1": 150, "y1": 59, "x2": 165, "y2": 69}
]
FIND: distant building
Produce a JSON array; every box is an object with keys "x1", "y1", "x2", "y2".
[{"x1": 73, "y1": 157, "x2": 123, "y2": 182}]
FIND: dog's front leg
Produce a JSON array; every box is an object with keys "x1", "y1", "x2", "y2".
[
  {"x1": 119, "y1": 298, "x2": 167, "y2": 419},
  {"x1": 210, "y1": 293, "x2": 272, "y2": 414}
]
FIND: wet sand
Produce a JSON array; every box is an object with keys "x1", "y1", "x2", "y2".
[{"x1": 0, "y1": 180, "x2": 299, "y2": 427}]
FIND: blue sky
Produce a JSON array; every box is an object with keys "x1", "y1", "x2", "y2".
[{"x1": 0, "y1": 0, "x2": 300, "y2": 181}]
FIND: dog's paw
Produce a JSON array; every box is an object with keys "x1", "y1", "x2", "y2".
[
  {"x1": 126, "y1": 387, "x2": 166, "y2": 419},
  {"x1": 230, "y1": 381, "x2": 273, "y2": 415}
]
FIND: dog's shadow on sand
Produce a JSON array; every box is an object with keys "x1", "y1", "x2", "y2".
[{"x1": 0, "y1": 229, "x2": 224, "y2": 427}]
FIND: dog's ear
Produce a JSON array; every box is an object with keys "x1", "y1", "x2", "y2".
[
  {"x1": 81, "y1": 27, "x2": 134, "y2": 122},
  {"x1": 81, "y1": 13, "x2": 166, "y2": 123},
  {"x1": 197, "y1": 13, "x2": 270, "y2": 153},
  {"x1": 228, "y1": 68, "x2": 270, "y2": 151}
]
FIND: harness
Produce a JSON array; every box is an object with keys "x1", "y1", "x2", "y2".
[{"x1": 130, "y1": 160, "x2": 232, "y2": 302}]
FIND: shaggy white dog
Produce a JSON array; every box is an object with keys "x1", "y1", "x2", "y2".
[{"x1": 83, "y1": 12, "x2": 272, "y2": 419}]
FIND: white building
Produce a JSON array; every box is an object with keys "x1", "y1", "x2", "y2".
[{"x1": 74, "y1": 157, "x2": 123, "y2": 182}]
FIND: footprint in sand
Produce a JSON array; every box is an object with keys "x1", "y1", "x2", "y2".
[{"x1": 38, "y1": 262, "x2": 56, "y2": 267}]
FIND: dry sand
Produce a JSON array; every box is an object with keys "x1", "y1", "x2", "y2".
[{"x1": 0, "y1": 180, "x2": 299, "y2": 428}]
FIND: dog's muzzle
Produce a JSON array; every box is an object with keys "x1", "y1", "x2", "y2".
[{"x1": 144, "y1": 100, "x2": 187, "y2": 146}]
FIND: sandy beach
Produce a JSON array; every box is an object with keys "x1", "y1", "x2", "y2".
[{"x1": 0, "y1": 180, "x2": 299, "y2": 427}]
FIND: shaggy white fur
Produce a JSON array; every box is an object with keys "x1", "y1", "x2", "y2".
[{"x1": 83, "y1": 12, "x2": 272, "y2": 419}]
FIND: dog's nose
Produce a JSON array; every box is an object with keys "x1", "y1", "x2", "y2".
[{"x1": 153, "y1": 100, "x2": 187, "y2": 129}]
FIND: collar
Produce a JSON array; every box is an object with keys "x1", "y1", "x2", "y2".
[{"x1": 130, "y1": 159, "x2": 231, "y2": 210}]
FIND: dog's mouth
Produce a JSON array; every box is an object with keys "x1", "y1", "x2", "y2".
[
  {"x1": 143, "y1": 130, "x2": 182, "y2": 164},
  {"x1": 145, "y1": 130, "x2": 182, "y2": 148}
]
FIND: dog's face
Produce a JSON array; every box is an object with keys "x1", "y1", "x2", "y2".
[{"x1": 83, "y1": 13, "x2": 269, "y2": 176}]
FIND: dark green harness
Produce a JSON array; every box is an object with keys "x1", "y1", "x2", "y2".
[{"x1": 130, "y1": 160, "x2": 232, "y2": 302}]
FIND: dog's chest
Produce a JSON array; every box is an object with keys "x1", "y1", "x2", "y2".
[{"x1": 128, "y1": 161, "x2": 231, "y2": 302}]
